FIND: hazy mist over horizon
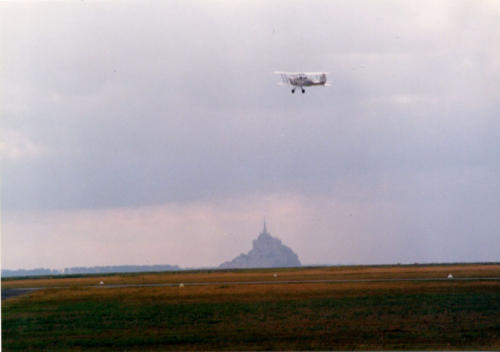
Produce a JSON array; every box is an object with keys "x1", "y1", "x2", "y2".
[{"x1": 2, "y1": 1, "x2": 499, "y2": 270}]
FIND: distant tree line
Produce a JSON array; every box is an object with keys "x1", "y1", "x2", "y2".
[
  {"x1": 2, "y1": 265, "x2": 180, "y2": 278},
  {"x1": 2, "y1": 268, "x2": 61, "y2": 278}
]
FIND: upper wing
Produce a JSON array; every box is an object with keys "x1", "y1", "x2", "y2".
[
  {"x1": 274, "y1": 71, "x2": 299, "y2": 75},
  {"x1": 274, "y1": 71, "x2": 328, "y2": 75},
  {"x1": 303, "y1": 72, "x2": 328, "y2": 75}
]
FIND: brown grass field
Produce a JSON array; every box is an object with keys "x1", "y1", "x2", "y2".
[
  {"x1": 3, "y1": 263, "x2": 500, "y2": 289},
  {"x1": 2, "y1": 264, "x2": 500, "y2": 350}
]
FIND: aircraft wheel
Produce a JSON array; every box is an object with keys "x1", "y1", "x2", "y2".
[
  {"x1": 291, "y1": 89, "x2": 295, "y2": 94},
  {"x1": 301, "y1": 89, "x2": 305, "y2": 94}
]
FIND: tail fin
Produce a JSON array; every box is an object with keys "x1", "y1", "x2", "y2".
[{"x1": 320, "y1": 73, "x2": 327, "y2": 84}]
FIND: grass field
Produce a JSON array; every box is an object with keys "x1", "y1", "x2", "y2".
[{"x1": 2, "y1": 264, "x2": 500, "y2": 350}]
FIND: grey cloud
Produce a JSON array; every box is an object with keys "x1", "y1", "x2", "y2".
[{"x1": 2, "y1": 0, "x2": 500, "y2": 214}]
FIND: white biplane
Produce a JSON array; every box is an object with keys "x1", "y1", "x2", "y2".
[{"x1": 275, "y1": 71, "x2": 329, "y2": 94}]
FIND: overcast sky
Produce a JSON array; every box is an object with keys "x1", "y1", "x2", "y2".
[{"x1": 2, "y1": 0, "x2": 499, "y2": 269}]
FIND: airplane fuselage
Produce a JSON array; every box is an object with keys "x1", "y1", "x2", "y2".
[
  {"x1": 288, "y1": 73, "x2": 327, "y2": 87},
  {"x1": 290, "y1": 77, "x2": 322, "y2": 87}
]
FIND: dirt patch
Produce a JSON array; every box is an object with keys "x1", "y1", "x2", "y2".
[{"x1": 1, "y1": 288, "x2": 40, "y2": 300}]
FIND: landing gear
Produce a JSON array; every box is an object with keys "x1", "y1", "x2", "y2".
[
  {"x1": 291, "y1": 88, "x2": 295, "y2": 94},
  {"x1": 301, "y1": 88, "x2": 305, "y2": 94}
]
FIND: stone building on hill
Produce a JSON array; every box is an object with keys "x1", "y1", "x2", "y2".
[{"x1": 219, "y1": 222, "x2": 301, "y2": 269}]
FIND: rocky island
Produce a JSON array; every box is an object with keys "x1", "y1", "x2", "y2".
[{"x1": 219, "y1": 222, "x2": 301, "y2": 269}]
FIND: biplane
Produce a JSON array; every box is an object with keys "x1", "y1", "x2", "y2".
[{"x1": 275, "y1": 71, "x2": 329, "y2": 93}]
